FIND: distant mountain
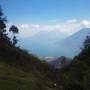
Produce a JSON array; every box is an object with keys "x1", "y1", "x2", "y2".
[
  {"x1": 48, "y1": 56, "x2": 72, "y2": 69},
  {"x1": 42, "y1": 56, "x2": 55, "y2": 62},
  {"x1": 58, "y1": 28, "x2": 90, "y2": 57},
  {"x1": 18, "y1": 31, "x2": 68, "y2": 57},
  {"x1": 18, "y1": 28, "x2": 90, "y2": 57}
]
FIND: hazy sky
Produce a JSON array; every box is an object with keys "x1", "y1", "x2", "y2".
[
  {"x1": 0, "y1": 0, "x2": 90, "y2": 23},
  {"x1": 0, "y1": 0, "x2": 90, "y2": 37}
]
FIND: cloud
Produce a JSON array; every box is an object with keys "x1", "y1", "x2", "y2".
[
  {"x1": 66, "y1": 19, "x2": 77, "y2": 23},
  {"x1": 80, "y1": 20, "x2": 90, "y2": 27},
  {"x1": 21, "y1": 24, "x2": 30, "y2": 29},
  {"x1": 8, "y1": 19, "x2": 90, "y2": 38}
]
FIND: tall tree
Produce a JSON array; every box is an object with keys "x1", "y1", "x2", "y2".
[
  {"x1": 0, "y1": 6, "x2": 6, "y2": 39},
  {"x1": 9, "y1": 25, "x2": 19, "y2": 46},
  {"x1": 0, "y1": 6, "x2": 10, "y2": 44},
  {"x1": 84, "y1": 35, "x2": 90, "y2": 49}
]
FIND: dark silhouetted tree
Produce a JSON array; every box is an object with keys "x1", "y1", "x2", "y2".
[
  {"x1": 9, "y1": 25, "x2": 19, "y2": 46},
  {"x1": 0, "y1": 6, "x2": 6, "y2": 38},
  {"x1": 0, "y1": 6, "x2": 10, "y2": 44},
  {"x1": 84, "y1": 35, "x2": 90, "y2": 49}
]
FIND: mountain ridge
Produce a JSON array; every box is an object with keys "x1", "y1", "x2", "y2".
[{"x1": 58, "y1": 28, "x2": 90, "y2": 57}]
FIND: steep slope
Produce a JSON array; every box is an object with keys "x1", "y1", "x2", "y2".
[
  {"x1": 54, "y1": 46, "x2": 90, "y2": 90},
  {"x1": 0, "y1": 42, "x2": 58, "y2": 90},
  {"x1": 0, "y1": 61, "x2": 48, "y2": 90}
]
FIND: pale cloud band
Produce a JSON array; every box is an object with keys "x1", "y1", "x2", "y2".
[{"x1": 9, "y1": 19, "x2": 90, "y2": 38}]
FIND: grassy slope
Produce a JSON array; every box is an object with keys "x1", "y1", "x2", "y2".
[
  {"x1": 0, "y1": 43, "x2": 58, "y2": 90},
  {"x1": 0, "y1": 61, "x2": 49, "y2": 90}
]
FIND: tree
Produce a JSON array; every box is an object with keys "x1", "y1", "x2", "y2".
[
  {"x1": 0, "y1": 6, "x2": 10, "y2": 44},
  {"x1": 9, "y1": 25, "x2": 19, "y2": 46},
  {"x1": 84, "y1": 35, "x2": 90, "y2": 49},
  {"x1": 0, "y1": 6, "x2": 6, "y2": 30},
  {"x1": 0, "y1": 6, "x2": 6, "y2": 38}
]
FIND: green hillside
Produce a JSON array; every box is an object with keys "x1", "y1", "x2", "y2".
[
  {"x1": 0, "y1": 61, "x2": 47, "y2": 90},
  {"x1": 54, "y1": 44, "x2": 90, "y2": 90},
  {"x1": 0, "y1": 40, "x2": 58, "y2": 90}
]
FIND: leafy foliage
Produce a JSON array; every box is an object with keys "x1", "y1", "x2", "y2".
[
  {"x1": 9, "y1": 25, "x2": 19, "y2": 46},
  {"x1": 83, "y1": 35, "x2": 90, "y2": 49}
]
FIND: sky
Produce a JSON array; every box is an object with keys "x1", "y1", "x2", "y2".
[{"x1": 0, "y1": 0, "x2": 90, "y2": 37}]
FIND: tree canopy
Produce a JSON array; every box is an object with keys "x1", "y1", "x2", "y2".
[{"x1": 9, "y1": 25, "x2": 19, "y2": 34}]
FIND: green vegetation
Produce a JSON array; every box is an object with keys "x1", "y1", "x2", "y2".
[
  {"x1": 9, "y1": 25, "x2": 19, "y2": 46},
  {"x1": 53, "y1": 36, "x2": 90, "y2": 90},
  {"x1": 0, "y1": 61, "x2": 49, "y2": 90}
]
